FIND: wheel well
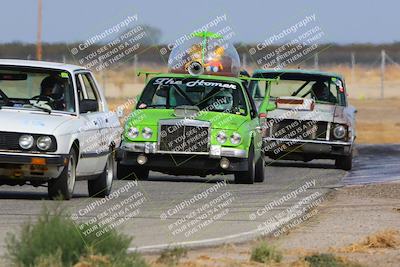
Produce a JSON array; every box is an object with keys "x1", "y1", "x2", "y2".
[{"x1": 71, "y1": 139, "x2": 80, "y2": 162}]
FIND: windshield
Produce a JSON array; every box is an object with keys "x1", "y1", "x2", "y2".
[
  {"x1": 138, "y1": 77, "x2": 247, "y2": 115},
  {"x1": 0, "y1": 66, "x2": 76, "y2": 113},
  {"x1": 249, "y1": 73, "x2": 346, "y2": 106}
]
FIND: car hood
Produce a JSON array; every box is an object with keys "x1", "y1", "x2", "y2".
[
  {"x1": 0, "y1": 109, "x2": 74, "y2": 135},
  {"x1": 268, "y1": 104, "x2": 339, "y2": 123},
  {"x1": 131, "y1": 109, "x2": 248, "y2": 130}
]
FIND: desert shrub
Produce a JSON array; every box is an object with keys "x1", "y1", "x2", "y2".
[
  {"x1": 250, "y1": 241, "x2": 282, "y2": 263},
  {"x1": 5, "y1": 205, "x2": 147, "y2": 267}
]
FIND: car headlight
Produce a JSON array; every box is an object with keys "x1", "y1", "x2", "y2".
[
  {"x1": 37, "y1": 136, "x2": 52, "y2": 151},
  {"x1": 216, "y1": 131, "x2": 227, "y2": 144},
  {"x1": 230, "y1": 132, "x2": 242, "y2": 145},
  {"x1": 142, "y1": 127, "x2": 153, "y2": 139},
  {"x1": 333, "y1": 125, "x2": 346, "y2": 139},
  {"x1": 127, "y1": 127, "x2": 139, "y2": 139},
  {"x1": 19, "y1": 135, "x2": 34, "y2": 149}
]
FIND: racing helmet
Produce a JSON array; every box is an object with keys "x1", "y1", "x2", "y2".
[
  {"x1": 210, "y1": 89, "x2": 233, "y2": 111},
  {"x1": 40, "y1": 76, "x2": 64, "y2": 99}
]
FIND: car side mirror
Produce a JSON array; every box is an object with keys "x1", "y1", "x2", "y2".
[
  {"x1": 80, "y1": 99, "x2": 98, "y2": 113},
  {"x1": 265, "y1": 102, "x2": 276, "y2": 112}
]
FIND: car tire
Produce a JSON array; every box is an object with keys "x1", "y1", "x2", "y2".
[
  {"x1": 117, "y1": 162, "x2": 149, "y2": 181},
  {"x1": 335, "y1": 152, "x2": 353, "y2": 170},
  {"x1": 48, "y1": 148, "x2": 77, "y2": 200},
  {"x1": 254, "y1": 154, "x2": 266, "y2": 183},
  {"x1": 234, "y1": 142, "x2": 255, "y2": 184},
  {"x1": 88, "y1": 152, "x2": 114, "y2": 198}
]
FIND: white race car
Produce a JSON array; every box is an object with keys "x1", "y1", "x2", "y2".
[{"x1": 0, "y1": 60, "x2": 122, "y2": 199}]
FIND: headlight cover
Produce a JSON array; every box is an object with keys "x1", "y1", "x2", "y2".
[
  {"x1": 230, "y1": 132, "x2": 242, "y2": 145},
  {"x1": 216, "y1": 131, "x2": 227, "y2": 144},
  {"x1": 19, "y1": 135, "x2": 34, "y2": 149},
  {"x1": 333, "y1": 124, "x2": 346, "y2": 139},
  {"x1": 37, "y1": 136, "x2": 52, "y2": 151},
  {"x1": 127, "y1": 127, "x2": 139, "y2": 139},
  {"x1": 142, "y1": 127, "x2": 153, "y2": 139}
]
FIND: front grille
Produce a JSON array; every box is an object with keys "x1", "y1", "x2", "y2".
[
  {"x1": 158, "y1": 122, "x2": 210, "y2": 153},
  {"x1": 0, "y1": 131, "x2": 57, "y2": 152},
  {"x1": 0, "y1": 132, "x2": 20, "y2": 150},
  {"x1": 267, "y1": 119, "x2": 328, "y2": 140}
]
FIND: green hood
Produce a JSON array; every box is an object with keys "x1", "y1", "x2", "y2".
[{"x1": 131, "y1": 109, "x2": 248, "y2": 131}]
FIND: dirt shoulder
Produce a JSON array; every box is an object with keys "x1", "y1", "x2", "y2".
[
  {"x1": 350, "y1": 98, "x2": 400, "y2": 144},
  {"x1": 145, "y1": 183, "x2": 400, "y2": 266}
]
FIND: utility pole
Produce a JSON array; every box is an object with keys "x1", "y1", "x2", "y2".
[
  {"x1": 380, "y1": 50, "x2": 386, "y2": 99},
  {"x1": 351, "y1": 52, "x2": 355, "y2": 82},
  {"x1": 314, "y1": 53, "x2": 319, "y2": 69},
  {"x1": 36, "y1": 0, "x2": 43, "y2": 60}
]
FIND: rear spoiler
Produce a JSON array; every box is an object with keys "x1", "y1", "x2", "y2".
[
  {"x1": 239, "y1": 75, "x2": 280, "y2": 84},
  {"x1": 136, "y1": 70, "x2": 162, "y2": 83}
]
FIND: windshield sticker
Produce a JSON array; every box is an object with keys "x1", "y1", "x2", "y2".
[
  {"x1": 153, "y1": 78, "x2": 237, "y2": 89},
  {"x1": 60, "y1": 72, "x2": 69, "y2": 78}
]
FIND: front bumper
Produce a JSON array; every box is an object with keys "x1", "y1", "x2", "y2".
[
  {"x1": 0, "y1": 151, "x2": 68, "y2": 166},
  {"x1": 263, "y1": 137, "x2": 353, "y2": 158},
  {"x1": 117, "y1": 142, "x2": 249, "y2": 174},
  {"x1": 0, "y1": 151, "x2": 68, "y2": 181}
]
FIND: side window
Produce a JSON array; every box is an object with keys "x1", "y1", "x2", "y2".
[
  {"x1": 76, "y1": 73, "x2": 101, "y2": 113},
  {"x1": 81, "y1": 74, "x2": 98, "y2": 101}
]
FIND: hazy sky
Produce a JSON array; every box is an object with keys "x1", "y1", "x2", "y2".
[{"x1": 1, "y1": 0, "x2": 399, "y2": 44}]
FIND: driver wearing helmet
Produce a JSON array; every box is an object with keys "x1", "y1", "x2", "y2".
[
  {"x1": 210, "y1": 89, "x2": 233, "y2": 111},
  {"x1": 311, "y1": 81, "x2": 337, "y2": 103},
  {"x1": 40, "y1": 76, "x2": 65, "y2": 110}
]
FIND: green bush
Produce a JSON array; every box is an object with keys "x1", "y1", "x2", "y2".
[
  {"x1": 305, "y1": 253, "x2": 363, "y2": 267},
  {"x1": 250, "y1": 241, "x2": 282, "y2": 264},
  {"x1": 5, "y1": 205, "x2": 148, "y2": 267}
]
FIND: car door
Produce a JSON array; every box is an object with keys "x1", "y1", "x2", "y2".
[
  {"x1": 75, "y1": 72, "x2": 106, "y2": 176},
  {"x1": 243, "y1": 83, "x2": 262, "y2": 154}
]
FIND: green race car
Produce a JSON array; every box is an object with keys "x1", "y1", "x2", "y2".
[{"x1": 116, "y1": 32, "x2": 276, "y2": 183}]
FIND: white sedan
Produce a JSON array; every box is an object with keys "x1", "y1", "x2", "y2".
[{"x1": 0, "y1": 60, "x2": 121, "y2": 199}]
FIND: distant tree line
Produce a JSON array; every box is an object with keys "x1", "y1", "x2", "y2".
[{"x1": 1, "y1": 42, "x2": 400, "y2": 67}]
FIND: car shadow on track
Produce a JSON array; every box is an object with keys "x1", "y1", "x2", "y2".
[
  {"x1": 0, "y1": 191, "x2": 87, "y2": 200},
  {"x1": 147, "y1": 173, "x2": 232, "y2": 184},
  {"x1": 265, "y1": 160, "x2": 337, "y2": 169}
]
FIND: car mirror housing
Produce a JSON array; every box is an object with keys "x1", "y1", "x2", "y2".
[{"x1": 80, "y1": 99, "x2": 98, "y2": 113}]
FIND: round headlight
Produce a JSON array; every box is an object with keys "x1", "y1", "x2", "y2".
[
  {"x1": 142, "y1": 127, "x2": 153, "y2": 139},
  {"x1": 19, "y1": 135, "x2": 34, "y2": 149},
  {"x1": 230, "y1": 132, "x2": 242, "y2": 145},
  {"x1": 127, "y1": 127, "x2": 139, "y2": 139},
  {"x1": 333, "y1": 125, "x2": 346, "y2": 139},
  {"x1": 216, "y1": 131, "x2": 227, "y2": 144},
  {"x1": 37, "y1": 136, "x2": 52, "y2": 151}
]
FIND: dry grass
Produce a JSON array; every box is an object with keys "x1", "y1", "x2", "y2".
[{"x1": 330, "y1": 229, "x2": 400, "y2": 253}]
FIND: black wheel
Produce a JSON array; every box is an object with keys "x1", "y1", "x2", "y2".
[
  {"x1": 88, "y1": 153, "x2": 114, "y2": 197},
  {"x1": 234, "y1": 142, "x2": 255, "y2": 184},
  {"x1": 335, "y1": 152, "x2": 353, "y2": 170},
  {"x1": 117, "y1": 162, "x2": 149, "y2": 180},
  {"x1": 48, "y1": 148, "x2": 77, "y2": 200},
  {"x1": 254, "y1": 154, "x2": 266, "y2": 183}
]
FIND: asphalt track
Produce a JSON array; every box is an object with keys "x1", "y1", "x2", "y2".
[{"x1": 0, "y1": 144, "x2": 398, "y2": 255}]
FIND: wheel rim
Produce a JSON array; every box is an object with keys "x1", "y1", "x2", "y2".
[
  {"x1": 67, "y1": 155, "x2": 76, "y2": 194},
  {"x1": 105, "y1": 155, "x2": 113, "y2": 190}
]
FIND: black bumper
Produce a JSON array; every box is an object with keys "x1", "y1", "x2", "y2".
[
  {"x1": 0, "y1": 152, "x2": 68, "y2": 166},
  {"x1": 263, "y1": 140, "x2": 352, "y2": 159},
  {"x1": 117, "y1": 149, "x2": 248, "y2": 174}
]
